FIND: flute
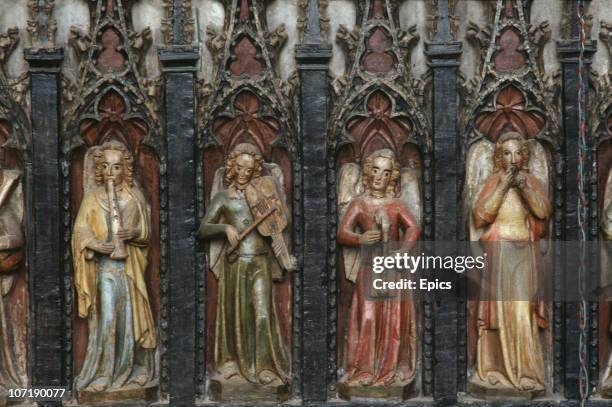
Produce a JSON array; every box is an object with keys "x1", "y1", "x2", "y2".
[{"x1": 106, "y1": 179, "x2": 128, "y2": 260}]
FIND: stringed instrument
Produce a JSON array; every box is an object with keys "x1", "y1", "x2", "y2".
[{"x1": 245, "y1": 176, "x2": 295, "y2": 271}]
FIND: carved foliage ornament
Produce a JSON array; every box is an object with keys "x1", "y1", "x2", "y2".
[
  {"x1": 346, "y1": 91, "x2": 412, "y2": 158},
  {"x1": 462, "y1": 0, "x2": 558, "y2": 146},
  {"x1": 79, "y1": 89, "x2": 148, "y2": 154},
  {"x1": 425, "y1": 0, "x2": 459, "y2": 41},
  {"x1": 161, "y1": 0, "x2": 195, "y2": 45},
  {"x1": 0, "y1": 29, "x2": 29, "y2": 152},
  {"x1": 200, "y1": 0, "x2": 295, "y2": 155},
  {"x1": 64, "y1": 0, "x2": 160, "y2": 153},
  {"x1": 212, "y1": 90, "x2": 280, "y2": 158},
  {"x1": 474, "y1": 85, "x2": 546, "y2": 141},
  {"x1": 330, "y1": 0, "x2": 429, "y2": 154},
  {"x1": 27, "y1": 0, "x2": 57, "y2": 48}
]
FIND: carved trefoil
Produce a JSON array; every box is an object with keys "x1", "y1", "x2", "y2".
[
  {"x1": 461, "y1": 0, "x2": 560, "y2": 400},
  {"x1": 328, "y1": 0, "x2": 431, "y2": 401},
  {"x1": 62, "y1": 0, "x2": 163, "y2": 404},
  {"x1": 197, "y1": 0, "x2": 298, "y2": 402}
]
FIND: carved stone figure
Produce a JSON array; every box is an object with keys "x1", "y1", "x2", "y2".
[
  {"x1": 337, "y1": 149, "x2": 420, "y2": 399},
  {"x1": 467, "y1": 132, "x2": 551, "y2": 398},
  {"x1": 0, "y1": 167, "x2": 25, "y2": 396},
  {"x1": 198, "y1": 142, "x2": 295, "y2": 401},
  {"x1": 72, "y1": 140, "x2": 157, "y2": 402}
]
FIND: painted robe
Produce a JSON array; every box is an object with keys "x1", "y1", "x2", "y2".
[
  {"x1": 338, "y1": 195, "x2": 420, "y2": 386},
  {"x1": 72, "y1": 185, "x2": 155, "y2": 391},
  {"x1": 199, "y1": 182, "x2": 290, "y2": 384},
  {"x1": 472, "y1": 171, "x2": 551, "y2": 391},
  {"x1": 0, "y1": 171, "x2": 25, "y2": 392}
]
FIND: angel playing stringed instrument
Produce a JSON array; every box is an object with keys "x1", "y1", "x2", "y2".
[{"x1": 198, "y1": 142, "x2": 296, "y2": 387}]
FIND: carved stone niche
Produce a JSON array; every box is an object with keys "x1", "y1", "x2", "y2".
[
  {"x1": 0, "y1": 119, "x2": 27, "y2": 404},
  {"x1": 335, "y1": 90, "x2": 423, "y2": 401},
  {"x1": 200, "y1": 90, "x2": 294, "y2": 403},
  {"x1": 464, "y1": 85, "x2": 555, "y2": 401},
  {"x1": 69, "y1": 89, "x2": 161, "y2": 405}
]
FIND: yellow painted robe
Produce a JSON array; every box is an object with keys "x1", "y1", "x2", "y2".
[{"x1": 72, "y1": 185, "x2": 156, "y2": 349}]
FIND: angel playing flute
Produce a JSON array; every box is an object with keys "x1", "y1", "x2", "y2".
[{"x1": 72, "y1": 140, "x2": 156, "y2": 394}]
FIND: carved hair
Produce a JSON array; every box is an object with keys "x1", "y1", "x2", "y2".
[
  {"x1": 493, "y1": 131, "x2": 530, "y2": 172},
  {"x1": 362, "y1": 148, "x2": 400, "y2": 198},
  {"x1": 93, "y1": 140, "x2": 134, "y2": 186},
  {"x1": 224, "y1": 142, "x2": 263, "y2": 186}
]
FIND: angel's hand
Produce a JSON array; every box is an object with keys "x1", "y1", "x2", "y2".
[
  {"x1": 514, "y1": 171, "x2": 527, "y2": 189},
  {"x1": 225, "y1": 225, "x2": 240, "y2": 248},
  {"x1": 360, "y1": 230, "x2": 381, "y2": 245},
  {"x1": 500, "y1": 168, "x2": 515, "y2": 190},
  {"x1": 116, "y1": 227, "x2": 138, "y2": 241},
  {"x1": 284, "y1": 255, "x2": 298, "y2": 272},
  {"x1": 87, "y1": 240, "x2": 115, "y2": 254}
]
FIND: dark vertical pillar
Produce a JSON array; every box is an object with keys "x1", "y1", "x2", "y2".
[
  {"x1": 24, "y1": 48, "x2": 64, "y2": 390},
  {"x1": 159, "y1": 47, "x2": 199, "y2": 406},
  {"x1": 557, "y1": 0, "x2": 596, "y2": 399},
  {"x1": 296, "y1": 0, "x2": 331, "y2": 401},
  {"x1": 424, "y1": 0, "x2": 462, "y2": 402}
]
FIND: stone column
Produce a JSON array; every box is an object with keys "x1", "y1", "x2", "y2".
[
  {"x1": 24, "y1": 48, "x2": 64, "y2": 391},
  {"x1": 296, "y1": 0, "x2": 332, "y2": 401},
  {"x1": 159, "y1": 46, "x2": 199, "y2": 406},
  {"x1": 424, "y1": 0, "x2": 462, "y2": 402}
]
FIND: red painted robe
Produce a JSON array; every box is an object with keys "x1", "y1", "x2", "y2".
[{"x1": 338, "y1": 195, "x2": 420, "y2": 386}]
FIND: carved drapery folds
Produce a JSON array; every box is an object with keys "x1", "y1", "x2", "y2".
[
  {"x1": 0, "y1": 27, "x2": 29, "y2": 399},
  {"x1": 197, "y1": 0, "x2": 296, "y2": 402},
  {"x1": 328, "y1": 0, "x2": 430, "y2": 401},
  {"x1": 461, "y1": 0, "x2": 559, "y2": 400},
  {"x1": 62, "y1": 1, "x2": 163, "y2": 403}
]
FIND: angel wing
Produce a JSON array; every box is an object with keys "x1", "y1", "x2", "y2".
[
  {"x1": 208, "y1": 166, "x2": 227, "y2": 279},
  {"x1": 337, "y1": 163, "x2": 362, "y2": 283},
  {"x1": 83, "y1": 146, "x2": 99, "y2": 195},
  {"x1": 526, "y1": 139, "x2": 550, "y2": 191},
  {"x1": 463, "y1": 139, "x2": 495, "y2": 242},
  {"x1": 400, "y1": 167, "x2": 422, "y2": 225}
]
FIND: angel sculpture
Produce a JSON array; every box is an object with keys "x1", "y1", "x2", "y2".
[
  {"x1": 464, "y1": 132, "x2": 551, "y2": 396},
  {"x1": 198, "y1": 142, "x2": 296, "y2": 388},
  {"x1": 599, "y1": 166, "x2": 612, "y2": 397},
  {"x1": 72, "y1": 141, "x2": 156, "y2": 396},
  {"x1": 337, "y1": 148, "x2": 420, "y2": 393}
]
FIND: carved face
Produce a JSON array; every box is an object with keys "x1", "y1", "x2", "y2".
[
  {"x1": 101, "y1": 149, "x2": 125, "y2": 185},
  {"x1": 369, "y1": 156, "x2": 393, "y2": 193},
  {"x1": 500, "y1": 139, "x2": 525, "y2": 171},
  {"x1": 234, "y1": 153, "x2": 256, "y2": 186}
]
